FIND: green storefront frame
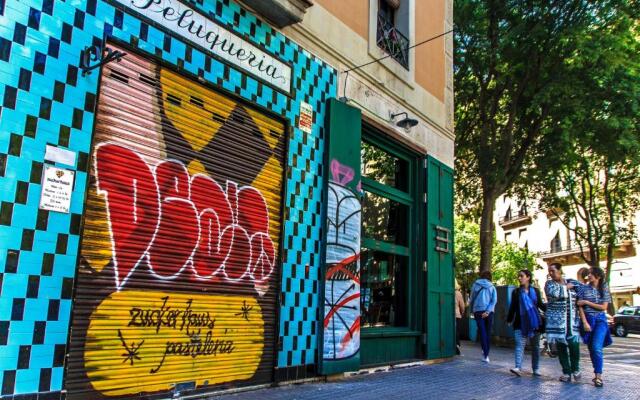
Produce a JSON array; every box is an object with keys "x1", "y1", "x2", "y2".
[
  {"x1": 360, "y1": 126, "x2": 424, "y2": 366},
  {"x1": 425, "y1": 157, "x2": 455, "y2": 360},
  {"x1": 359, "y1": 129, "x2": 455, "y2": 365},
  {"x1": 320, "y1": 103, "x2": 455, "y2": 373}
]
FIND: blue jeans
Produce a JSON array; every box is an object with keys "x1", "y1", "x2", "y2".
[
  {"x1": 587, "y1": 313, "x2": 608, "y2": 374},
  {"x1": 514, "y1": 329, "x2": 540, "y2": 370},
  {"x1": 474, "y1": 311, "x2": 493, "y2": 358}
]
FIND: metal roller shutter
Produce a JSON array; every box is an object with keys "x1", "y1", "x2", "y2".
[{"x1": 66, "y1": 44, "x2": 285, "y2": 399}]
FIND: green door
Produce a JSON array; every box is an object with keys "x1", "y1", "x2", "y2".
[
  {"x1": 359, "y1": 127, "x2": 422, "y2": 366},
  {"x1": 426, "y1": 157, "x2": 455, "y2": 359}
]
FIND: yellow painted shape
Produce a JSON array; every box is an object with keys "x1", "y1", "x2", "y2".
[
  {"x1": 251, "y1": 155, "x2": 283, "y2": 249},
  {"x1": 187, "y1": 159, "x2": 207, "y2": 176},
  {"x1": 85, "y1": 290, "x2": 264, "y2": 396},
  {"x1": 159, "y1": 69, "x2": 235, "y2": 152},
  {"x1": 81, "y1": 186, "x2": 112, "y2": 272},
  {"x1": 246, "y1": 108, "x2": 285, "y2": 151}
]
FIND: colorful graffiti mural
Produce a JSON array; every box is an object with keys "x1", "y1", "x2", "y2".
[
  {"x1": 66, "y1": 50, "x2": 285, "y2": 398},
  {"x1": 323, "y1": 160, "x2": 362, "y2": 360},
  {"x1": 93, "y1": 143, "x2": 276, "y2": 289}
]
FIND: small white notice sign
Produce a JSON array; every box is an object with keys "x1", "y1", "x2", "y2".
[
  {"x1": 299, "y1": 102, "x2": 314, "y2": 134},
  {"x1": 39, "y1": 165, "x2": 75, "y2": 213}
]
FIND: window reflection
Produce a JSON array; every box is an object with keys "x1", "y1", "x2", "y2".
[
  {"x1": 360, "y1": 250, "x2": 407, "y2": 328},
  {"x1": 361, "y1": 141, "x2": 409, "y2": 191},
  {"x1": 362, "y1": 192, "x2": 408, "y2": 246}
]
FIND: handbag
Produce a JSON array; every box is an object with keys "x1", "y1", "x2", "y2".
[{"x1": 538, "y1": 310, "x2": 546, "y2": 332}]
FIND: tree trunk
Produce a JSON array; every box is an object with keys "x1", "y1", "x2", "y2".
[
  {"x1": 605, "y1": 241, "x2": 614, "y2": 285},
  {"x1": 479, "y1": 192, "x2": 497, "y2": 274}
]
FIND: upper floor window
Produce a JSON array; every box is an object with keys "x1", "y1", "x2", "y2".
[
  {"x1": 519, "y1": 202, "x2": 528, "y2": 216},
  {"x1": 376, "y1": 0, "x2": 410, "y2": 69},
  {"x1": 505, "y1": 206, "x2": 512, "y2": 221},
  {"x1": 550, "y1": 232, "x2": 562, "y2": 253}
]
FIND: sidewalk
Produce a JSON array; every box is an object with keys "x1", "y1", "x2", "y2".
[{"x1": 211, "y1": 341, "x2": 640, "y2": 399}]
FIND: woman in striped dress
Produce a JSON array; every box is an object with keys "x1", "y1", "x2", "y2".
[
  {"x1": 544, "y1": 263, "x2": 581, "y2": 382},
  {"x1": 577, "y1": 266, "x2": 613, "y2": 388}
]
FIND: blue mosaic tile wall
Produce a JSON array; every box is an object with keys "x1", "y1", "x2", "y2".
[{"x1": 0, "y1": 0, "x2": 335, "y2": 396}]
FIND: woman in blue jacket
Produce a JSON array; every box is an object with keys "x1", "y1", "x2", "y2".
[{"x1": 470, "y1": 271, "x2": 498, "y2": 362}]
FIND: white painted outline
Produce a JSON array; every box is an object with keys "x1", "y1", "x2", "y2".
[{"x1": 93, "y1": 143, "x2": 277, "y2": 290}]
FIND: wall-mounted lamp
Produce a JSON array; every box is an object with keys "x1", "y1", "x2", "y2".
[{"x1": 390, "y1": 112, "x2": 419, "y2": 130}]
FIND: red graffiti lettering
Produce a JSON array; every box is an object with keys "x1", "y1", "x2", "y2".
[
  {"x1": 95, "y1": 143, "x2": 276, "y2": 290},
  {"x1": 95, "y1": 144, "x2": 160, "y2": 288}
]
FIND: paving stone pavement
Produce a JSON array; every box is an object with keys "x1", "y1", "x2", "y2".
[{"x1": 210, "y1": 338, "x2": 640, "y2": 400}]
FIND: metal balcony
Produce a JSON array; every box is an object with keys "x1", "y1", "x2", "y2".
[
  {"x1": 539, "y1": 240, "x2": 636, "y2": 264},
  {"x1": 498, "y1": 211, "x2": 532, "y2": 228},
  {"x1": 376, "y1": 12, "x2": 410, "y2": 69}
]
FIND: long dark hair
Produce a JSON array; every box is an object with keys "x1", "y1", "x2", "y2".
[
  {"x1": 518, "y1": 269, "x2": 532, "y2": 287},
  {"x1": 589, "y1": 266, "x2": 606, "y2": 296}
]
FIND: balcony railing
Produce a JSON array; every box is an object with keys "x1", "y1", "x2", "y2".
[
  {"x1": 498, "y1": 211, "x2": 531, "y2": 226},
  {"x1": 539, "y1": 242, "x2": 582, "y2": 257},
  {"x1": 376, "y1": 13, "x2": 410, "y2": 69},
  {"x1": 539, "y1": 240, "x2": 636, "y2": 260}
]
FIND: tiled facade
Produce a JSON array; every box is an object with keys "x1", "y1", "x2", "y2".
[{"x1": 0, "y1": 0, "x2": 335, "y2": 397}]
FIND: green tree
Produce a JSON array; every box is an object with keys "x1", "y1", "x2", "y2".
[
  {"x1": 454, "y1": 0, "x2": 636, "y2": 273},
  {"x1": 454, "y1": 216, "x2": 481, "y2": 295},
  {"x1": 492, "y1": 242, "x2": 539, "y2": 286},
  {"x1": 455, "y1": 217, "x2": 539, "y2": 293},
  {"x1": 533, "y1": 10, "x2": 640, "y2": 283}
]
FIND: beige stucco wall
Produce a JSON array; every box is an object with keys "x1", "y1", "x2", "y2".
[
  {"x1": 282, "y1": 0, "x2": 454, "y2": 167},
  {"x1": 314, "y1": 0, "x2": 369, "y2": 39},
  {"x1": 415, "y1": 0, "x2": 446, "y2": 102},
  {"x1": 315, "y1": 0, "x2": 447, "y2": 103}
]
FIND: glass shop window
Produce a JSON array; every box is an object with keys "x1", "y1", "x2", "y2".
[
  {"x1": 361, "y1": 141, "x2": 409, "y2": 191},
  {"x1": 360, "y1": 250, "x2": 407, "y2": 328},
  {"x1": 361, "y1": 192, "x2": 409, "y2": 246}
]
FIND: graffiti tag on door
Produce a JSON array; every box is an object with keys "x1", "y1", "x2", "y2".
[
  {"x1": 85, "y1": 291, "x2": 263, "y2": 395},
  {"x1": 72, "y1": 61, "x2": 285, "y2": 397},
  {"x1": 323, "y1": 160, "x2": 362, "y2": 360}
]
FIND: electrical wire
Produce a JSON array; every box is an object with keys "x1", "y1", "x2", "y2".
[{"x1": 342, "y1": 29, "x2": 455, "y2": 74}]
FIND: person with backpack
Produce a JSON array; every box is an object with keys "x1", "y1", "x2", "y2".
[
  {"x1": 469, "y1": 271, "x2": 497, "y2": 362},
  {"x1": 507, "y1": 269, "x2": 546, "y2": 377},
  {"x1": 576, "y1": 266, "x2": 613, "y2": 388}
]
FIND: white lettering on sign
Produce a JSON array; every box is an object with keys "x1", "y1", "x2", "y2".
[
  {"x1": 39, "y1": 166, "x2": 75, "y2": 214},
  {"x1": 114, "y1": 0, "x2": 292, "y2": 93},
  {"x1": 299, "y1": 102, "x2": 313, "y2": 134}
]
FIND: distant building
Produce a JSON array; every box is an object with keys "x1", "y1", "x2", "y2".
[{"x1": 494, "y1": 197, "x2": 640, "y2": 308}]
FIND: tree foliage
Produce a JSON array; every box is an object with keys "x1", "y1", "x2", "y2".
[
  {"x1": 532, "y1": 7, "x2": 640, "y2": 281},
  {"x1": 454, "y1": 0, "x2": 638, "y2": 273},
  {"x1": 492, "y1": 242, "x2": 539, "y2": 286},
  {"x1": 455, "y1": 217, "x2": 539, "y2": 294}
]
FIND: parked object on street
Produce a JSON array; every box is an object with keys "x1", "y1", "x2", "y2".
[
  {"x1": 470, "y1": 271, "x2": 497, "y2": 362},
  {"x1": 577, "y1": 266, "x2": 613, "y2": 388},
  {"x1": 611, "y1": 306, "x2": 640, "y2": 337},
  {"x1": 507, "y1": 269, "x2": 546, "y2": 377},
  {"x1": 544, "y1": 263, "x2": 582, "y2": 383}
]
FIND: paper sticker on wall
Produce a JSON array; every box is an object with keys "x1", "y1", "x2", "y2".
[{"x1": 39, "y1": 165, "x2": 75, "y2": 213}]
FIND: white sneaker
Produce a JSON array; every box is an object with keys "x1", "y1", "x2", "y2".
[
  {"x1": 532, "y1": 370, "x2": 542, "y2": 377},
  {"x1": 482, "y1": 356, "x2": 490, "y2": 363},
  {"x1": 572, "y1": 372, "x2": 581, "y2": 381},
  {"x1": 510, "y1": 368, "x2": 522, "y2": 377}
]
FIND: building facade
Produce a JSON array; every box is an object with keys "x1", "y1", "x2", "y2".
[
  {"x1": 0, "y1": 0, "x2": 454, "y2": 398},
  {"x1": 494, "y1": 197, "x2": 640, "y2": 308}
]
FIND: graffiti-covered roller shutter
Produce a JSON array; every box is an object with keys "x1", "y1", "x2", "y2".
[{"x1": 66, "y1": 45, "x2": 286, "y2": 399}]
